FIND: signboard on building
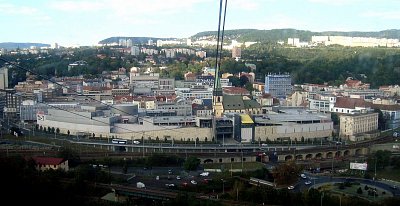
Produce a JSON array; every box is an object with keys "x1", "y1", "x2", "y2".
[
  {"x1": 37, "y1": 111, "x2": 45, "y2": 121},
  {"x1": 350, "y1": 162, "x2": 368, "y2": 171}
]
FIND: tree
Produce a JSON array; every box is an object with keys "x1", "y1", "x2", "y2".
[
  {"x1": 375, "y1": 150, "x2": 391, "y2": 169},
  {"x1": 272, "y1": 161, "x2": 302, "y2": 185},
  {"x1": 374, "y1": 109, "x2": 387, "y2": 130},
  {"x1": 67, "y1": 130, "x2": 70, "y2": 136},
  {"x1": 357, "y1": 187, "x2": 363, "y2": 194},
  {"x1": 331, "y1": 113, "x2": 340, "y2": 125},
  {"x1": 183, "y1": 156, "x2": 200, "y2": 171},
  {"x1": 56, "y1": 128, "x2": 60, "y2": 134}
]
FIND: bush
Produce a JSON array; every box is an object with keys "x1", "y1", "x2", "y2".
[
  {"x1": 357, "y1": 187, "x2": 363, "y2": 194},
  {"x1": 339, "y1": 184, "x2": 345, "y2": 190},
  {"x1": 364, "y1": 185, "x2": 369, "y2": 190}
]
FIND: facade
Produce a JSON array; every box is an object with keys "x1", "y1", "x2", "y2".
[
  {"x1": 309, "y1": 99, "x2": 330, "y2": 112},
  {"x1": 331, "y1": 97, "x2": 372, "y2": 114},
  {"x1": 339, "y1": 112, "x2": 378, "y2": 141},
  {"x1": 0, "y1": 67, "x2": 8, "y2": 90},
  {"x1": 232, "y1": 46, "x2": 241, "y2": 58},
  {"x1": 254, "y1": 107, "x2": 333, "y2": 141},
  {"x1": 264, "y1": 74, "x2": 292, "y2": 98},
  {"x1": 371, "y1": 104, "x2": 400, "y2": 129},
  {"x1": 32, "y1": 157, "x2": 69, "y2": 172}
]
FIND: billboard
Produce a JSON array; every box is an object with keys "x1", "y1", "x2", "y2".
[{"x1": 350, "y1": 162, "x2": 368, "y2": 171}]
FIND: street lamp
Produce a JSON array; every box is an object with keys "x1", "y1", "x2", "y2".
[
  {"x1": 320, "y1": 192, "x2": 324, "y2": 206},
  {"x1": 221, "y1": 179, "x2": 225, "y2": 194}
]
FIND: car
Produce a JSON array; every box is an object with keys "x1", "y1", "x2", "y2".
[
  {"x1": 288, "y1": 185, "x2": 295, "y2": 190},
  {"x1": 182, "y1": 182, "x2": 188, "y2": 187},
  {"x1": 165, "y1": 183, "x2": 175, "y2": 188},
  {"x1": 191, "y1": 180, "x2": 197, "y2": 185},
  {"x1": 133, "y1": 140, "x2": 140, "y2": 144},
  {"x1": 156, "y1": 176, "x2": 159, "y2": 180},
  {"x1": 9, "y1": 127, "x2": 23, "y2": 137},
  {"x1": 305, "y1": 181, "x2": 312, "y2": 185},
  {"x1": 390, "y1": 185, "x2": 398, "y2": 190},
  {"x1": 300, "y1": 174, "x2": 307, "y2": 179},
  {"x1": 261, "y1": 143, "x2": 268, "y2": 147},
  {"x1": 176, "y1": 176, "x2": 181, "y2": 180},
  {"x1": 200, "y1": 172, "x2": 209, "y2": 177}
]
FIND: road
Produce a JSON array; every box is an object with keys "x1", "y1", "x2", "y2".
[{"x1": 290, "y1": 171, "x2": 400, "y2": 197}]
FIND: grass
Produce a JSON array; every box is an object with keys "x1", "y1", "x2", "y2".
[
  {"x1": 330, "y1": 183, "x2": 392, "y2": 202},
  {"x1": 203, "y1": 162, "x2": 264, "y2": 171},
  {"x1": 376, "y1": 167, "x2": 400, "y2": 182}
]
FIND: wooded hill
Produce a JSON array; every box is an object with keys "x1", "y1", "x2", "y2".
[{"x1": 191, "y1": 29, "x2": 400, "y2": 42}]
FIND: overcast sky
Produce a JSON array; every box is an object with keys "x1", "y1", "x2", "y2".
[{"x1": 1, "y1": 0, "x2": 399, "y2": 46}]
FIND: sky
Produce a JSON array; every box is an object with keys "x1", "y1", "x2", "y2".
[{"x1": 1, "y1": 0, "x2": 400, "y2": 47}]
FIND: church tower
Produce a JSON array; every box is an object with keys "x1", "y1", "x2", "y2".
[{"x1": 212, "y1": 66, "x2": 224, "y2": 117}]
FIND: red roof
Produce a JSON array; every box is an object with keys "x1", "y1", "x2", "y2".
[
  {"x1": 32, "y1": 157, "x2": 65, "y2": 165},
  {"x1": 223, "y1": 87, "x2": 250, "y2": 95},
  {"x1": 334, "y1": 97, "x2": 370, "y2": 109}
]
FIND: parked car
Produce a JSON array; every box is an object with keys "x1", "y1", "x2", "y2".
[
  {"x1": 288, "y1": 185, "x2": 295, "y2": 190},
  {"x1": 191, "y1": 180, "x2": 197, "y2": 185},
  {"x1": 136, "y1": 182, "x2": 145, "y2": 188},
  {"x1": 300, "y1": 173, "x2": 307, "y2": 179},
  {"x1": 305, "y1": 181, "x2": 312, "y2": 185},
  {"x1": 10, "y1": 127, "x2": 23, "y2": 137},
  {"x1": 176, "y1": 176, "x2": 181, "y2": 180}
]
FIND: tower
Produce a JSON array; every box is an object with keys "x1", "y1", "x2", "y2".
[{"x1": 212, "y1": 66, "x2": 224, "y2": 117}]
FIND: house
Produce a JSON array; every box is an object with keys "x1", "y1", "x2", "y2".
[{"x1": 32, "y1": 157, "x2": 69, "y2": 172}]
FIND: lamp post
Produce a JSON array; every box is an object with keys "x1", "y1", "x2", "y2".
[
  {"x1": 221, "y1": 179, "x2": 225, "y2": 194},
  {"x1": 320, "y1": 192, "x2": 324, "y2": 206}
]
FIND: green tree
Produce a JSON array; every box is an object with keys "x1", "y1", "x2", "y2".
[{"x1": 183, "y1": 156, "x2": 200, "y2": 171}]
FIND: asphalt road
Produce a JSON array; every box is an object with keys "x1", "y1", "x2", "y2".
[{"x1": 290, "y1": 171, "x2": 400, "y2": 197}]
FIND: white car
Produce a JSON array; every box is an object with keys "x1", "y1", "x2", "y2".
[
  {"x1": 305, "y1": 181, "x2": 312, "y2": 185},
  {"x1": 200, "y1": 172, "x2": 209, "y2": 177},
  {"x1": 191, "y1": 180, "x2": 197, "y2": 185},
  {"x1": 176, "y1": 176, "x2": 181, "y2": 180},
  {"x1": 300, "y1": 174, "x2": 307, "y2": 179},
  {"x1": 133, "y1": 140, "x2": 140, "y2": 144},
  {"x1": 288, "y1": 185, "x2": 295, "y2": 190}
]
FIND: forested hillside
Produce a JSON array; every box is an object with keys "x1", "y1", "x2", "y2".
[{"x1": 192, "y1": 29, "x2": 400, "y2": 42}]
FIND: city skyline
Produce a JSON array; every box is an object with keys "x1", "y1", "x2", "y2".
[{"x1": 1, "y1": 0, "x2": 400, "y2": 47}]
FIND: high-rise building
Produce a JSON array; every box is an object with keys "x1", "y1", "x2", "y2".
[
  {"x1": 148, "y1": 39, "x2": 154, "y2": 46},
  {"x1": 232, "y1": 46, "x2": 241, "y2": 58},
  {"x1": 131, "y1": 46, "x2": 140, "y2": 56},
  {"x1": 126, "y1": 39, "x2": 133, "y2": 47},
  {"x1": 0, "y1": 67, "x2": 8, "y2": 90},
  {"x1": 119, "y1": 39, "x2": 127, "y2": 47},
  {"x1": 264, "y1": 73, "x2": 292, "y2": 98}
]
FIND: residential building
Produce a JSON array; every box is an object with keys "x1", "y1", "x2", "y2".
[
  {"x1": 264, "y1": 73, "x2": 292, "y2": 98},
  {"x1": 0, "y1": 66, "x2": 8, "y2": 90},
  {"x1": 32, "y1": 157, "x2": 69, "y2": 172},
  {"x1": 339, "y1": 112, "x2": 378, "y2": 141},
  {"x1": 331, "y1": 97, "x2": 372, "y2": 114}
]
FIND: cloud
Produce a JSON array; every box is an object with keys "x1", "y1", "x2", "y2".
[
  {"x1": 229, "y1": 0, "x2": 262, "y2": 11},
  {"x1": 0, "y1": 3, "x2": 39, "y2": 15},
  {"x1": 49, "y1": 0, "x2": 211, "y2": 14},
  {"x1": 307, "y1": 0, "x2": 363, "y2": 6},
  {"x1": 49, "y1": 1, "x2": 105, "y2": 12},
  {"x1": 0, "y1": 2, "x2": 51, "y2": 24},
  {"x1": 362, "y1": 11, "x2": 400, "y2": 20}
]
